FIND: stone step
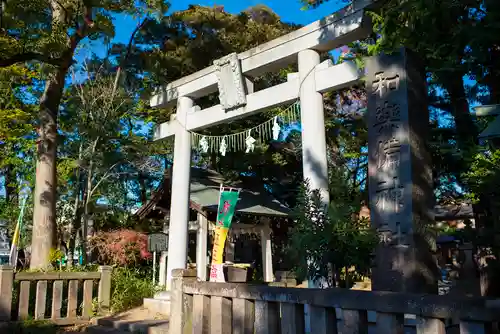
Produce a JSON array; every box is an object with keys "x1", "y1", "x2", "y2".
[
  {"x1": 90, "y1": 307, "x2": 169, "y2": 334},
  {"x1": 96, "y1": 318, "x2": 169, "y2": 334},
  {"x1": 86, "y1": 325, "x2": 130, "y2": 334}
]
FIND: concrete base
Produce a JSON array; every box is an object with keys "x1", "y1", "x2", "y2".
[
  {"x1": 143, "y1": 291, "x2": 171, "y2": 316},
  {"x1": 154, "y1": 291, "x2": 172, "y2": 300}
]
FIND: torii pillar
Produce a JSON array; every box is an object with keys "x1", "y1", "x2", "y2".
[{"x1": 163, "y1": 96, "x2": 194, "y2": 290}]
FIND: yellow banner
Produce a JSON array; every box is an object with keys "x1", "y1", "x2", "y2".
[{"x1": 211, "y1": 226, "x2": 229, "y2": 265}]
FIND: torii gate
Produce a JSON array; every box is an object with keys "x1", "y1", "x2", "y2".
[{"x1": 150, "y1": 0, "x2": 437, "y2": 294}]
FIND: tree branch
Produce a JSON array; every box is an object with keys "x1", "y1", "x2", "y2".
[
  {"x1": 112, "y1": 16, "x2": 149, "y2": 97},
  {"x1": 89, "y1": 161, "x2": 123, "y2": 197},
  {"x1": 0, "y1": 52, "x2": 63, "y2": 68}
]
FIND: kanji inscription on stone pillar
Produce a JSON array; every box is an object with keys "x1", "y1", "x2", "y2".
[{"x1": 367, "y1": 48, "x2": 437, "y2": 294}]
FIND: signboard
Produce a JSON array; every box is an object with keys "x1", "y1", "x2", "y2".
[
  {"x1": 209, "y1": 186, "x2": 240, "y2": 282},
  {"x1": 148, "y1": 233, "x2": 168, "y2": 253},
  {"x1": 148, "y1": 232, "x2": 168, "y2": 286}
]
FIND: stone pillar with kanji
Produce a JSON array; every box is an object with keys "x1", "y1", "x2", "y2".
[{"x1": 367, "y1": 48, "x2": 438, "y2": 293}]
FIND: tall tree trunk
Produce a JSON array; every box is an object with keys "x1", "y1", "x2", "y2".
[
  {"x1": 445, "y1": 71, "x2": 477, "y2": 151},
  {"x1": 4, "y1": 164, "x2": 17, "y2": 204},
  {"x1": 485, "y1": 46, "x2": 500, "y2": 104},
  {"x1": 139, "y1": 174, "x2": 147, "y2": 205},
  {"x1": 30, "y1": 0, "x2": 78, "y2": 270},
  {"x1": 67, "y1": 143, "x2": 84, "y2": 268},
  {"x1": 82, "y1": 139, "x2": 98, "y2": 264},
  {"x1": 30, "y1": 69, "x2": 66, "y2": 269}
]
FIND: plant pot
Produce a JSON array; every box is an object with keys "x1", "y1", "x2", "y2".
[{"x1": 225, "y1": 266, "x2": 249, "y2": 282}]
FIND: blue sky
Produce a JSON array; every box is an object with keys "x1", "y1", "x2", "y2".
[
  {"x1": 76, "y1": 0, "x2": 347, "y2": 60},
  {"x1": 117, "y1": 0, "x2": 345, "y2": 43}
]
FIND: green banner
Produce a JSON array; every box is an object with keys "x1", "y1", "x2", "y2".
[{"x1": 216, "y1": 190, "x2": 240, "y2": 228}]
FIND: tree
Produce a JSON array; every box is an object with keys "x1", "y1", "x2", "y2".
[
  {"x1": 0, "y1": 0, "x2": 168, "y2": 268},
  {"x1": 121, "y1": 5, "x2": 305, "y2": 206},
  {"x1": 299, "y1": 0, "x2": 347, "y2": 9},
  {"x1": 0, "y1": 65, "x2": 38, "y2": 229},
  {"x1": 308, "y1": 0, "x2": 500, "y2": 295},
  {"x1": 56, "y1": 62, "x2": 163, "y2": 264},
  {"x1": 288, "y1": 168, "x2": 377, "y2": 287}
]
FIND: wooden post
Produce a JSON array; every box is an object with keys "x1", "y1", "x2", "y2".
[
  {"x1": 98, "y1": 265, "x2": 113, "y2": 312},
  {"x1": 0, "y1": 265, "x2": 14, "y2": 321},
  {"x1": 260, "y1": 220, "x2": 274, "y2": 282},
  {"x1": 170, "y1": 269, "x2": 196, "y2": 333},
  {"x1": 196, "y1": 212, "x2": 208, "y2": 281}
]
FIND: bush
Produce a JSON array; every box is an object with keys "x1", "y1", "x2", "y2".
[
  {"x1": 89, "y1": 229, "x2": 152, "y2": 267},
  {"x1": 3, "y1": 320, "x2": 58, "y2": 334},
  {"x1": 288, "y1": 176, "x2": 378, "y2": 287},
  {"x1": 109, "y1": 267, "x2": 159, "y2": 313}
]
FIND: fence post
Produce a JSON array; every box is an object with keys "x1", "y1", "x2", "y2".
[
  {"x1": 98, "y1": 266, "x2": 113, "y2": 313},
  {"x1": 170, "y1": 269, "x2": 196, "y2": 334},
  {"x1": 0, "y1": 265, "x2": 14, "y2": 321}
]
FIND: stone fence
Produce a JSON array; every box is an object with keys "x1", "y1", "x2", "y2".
[
  {"x1": 0, "y1": 265, "x2": 112, "y2": 325},
  {"x1": 170, "y1": 269, "x2": 499, "y2": 334}
]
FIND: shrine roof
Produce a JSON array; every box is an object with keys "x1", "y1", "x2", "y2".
[
  {"x1": 135, "y1": 167, "x2": 290, "y2": 219},
  {"x1": 434, "y1": 204, "x2": 473, "y2": 221}
]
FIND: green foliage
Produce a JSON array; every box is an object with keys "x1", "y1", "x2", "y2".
[
  {"x1": 109, "y1": 267, "x2": 159, "y2": 313},
  {"x1": 0, "y1": 0, "x2": 169, "y2": 67},
  {"x1": 288, "y1": 168, "x2": 378, "y2": 286},
  {"x1": 0, "y1": 0, "x2": 170, "y2": 269},
  {"x1": 122, "y1": 5, "x2": 306, "y2": 207},
  {"x1": 2, "y1": 320, "x2": 59, "y2": 334},
  {"x1": 464, "y1": 149, "x2": 500, "y2": 203},
  {"x1": 462, "y1": 149, "x2": 500, "y2": 248}
]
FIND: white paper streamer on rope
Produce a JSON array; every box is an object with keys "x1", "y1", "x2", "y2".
[
  {"x1": 191, "y1": 102, "x2": 300, "y2": 155},
  {"x1": 199, "y1": 136, "x2": 209, "y2": 153},
  {"x1": 219, "y1": 136, "x2": 227, "y2": 156},
  {"x1": 272, "y1": 116, "x2": 280, "y2": 140},
  {"x1": 245, "y1": 130, "x2": 256, "y2": 153}
]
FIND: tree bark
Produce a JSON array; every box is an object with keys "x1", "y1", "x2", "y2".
[
  {"x1": 139, "y1": 174, "x2": 148, "y2": 205},
  {"x1": 30, "y1": 0, "x2": 90, "y2": 269},
  {"x1": 30, "y1": 69, "x2": 66, "y2": 269},
  {"x1": 67, "y1": 143, "x2": 84, "y2": 268},
  {"x1": 82, "y1": 139, "x2": 98, "y2": 264},
  {"x1": 445, "y1": 71, "x2": 477, "y2": 150},
  {"x1": 4, "y1": 164, "x2": 17, "y2": 204},
  {"x1": 484, "y1": 46, "x2": 500, "y2": 104}
]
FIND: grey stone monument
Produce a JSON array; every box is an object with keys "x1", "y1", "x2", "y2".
[{"x1": 366, "y1": 48, "x2": 438, "y2": 293}]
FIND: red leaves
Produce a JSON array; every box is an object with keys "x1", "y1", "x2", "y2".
[{"x1": 89, "y1": 229, "x2": 152, "y2": 267}]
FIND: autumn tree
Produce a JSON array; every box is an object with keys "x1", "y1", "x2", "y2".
[{"x1": 58, "y1": 64, "x2": 163, "y2": 263}]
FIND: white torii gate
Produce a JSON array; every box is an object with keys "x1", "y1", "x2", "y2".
[{"x1": 150, "y1": 0, "x2": 374, "y2": 290}]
